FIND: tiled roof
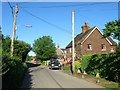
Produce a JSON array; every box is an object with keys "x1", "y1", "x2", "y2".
[
  {"x1": 66, "y1": 26, "x2": 117, "y2": 49},
  {"x1": 66, "y1": 27, "x2": 95, "y2": 48}
]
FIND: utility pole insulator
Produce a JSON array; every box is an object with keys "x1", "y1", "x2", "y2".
[{"x1": 15, "y1": 4, "x2": 19, "y2": 14}]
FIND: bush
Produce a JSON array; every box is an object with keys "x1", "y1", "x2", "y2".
[
  {"x1": 85, "y1": 53, "x2": 120, "y2": 82},
  {"x1": 75, "y1": 61, "x2": 81, "y2": 70},
  {"x1": 2, "y1": 54, "x2": 28, "y2": 88},
  {"x1": 80, "y1": 55, "x2": 92, "y2": 73}
]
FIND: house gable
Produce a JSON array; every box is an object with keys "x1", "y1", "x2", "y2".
[
  {"x1": 81, "y1": 26, "x2": 113, "y2": 45},
  {"x1": 66, "y1": 27, "x2": 94, "y2": 49}
]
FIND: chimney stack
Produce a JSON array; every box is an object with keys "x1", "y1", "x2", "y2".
[
  {"x1": 81, "y1": 22, "x2": 90, "y2": 33},
  {"x1": 57, "y1": 44, "x2": 60, "y2": 49}
]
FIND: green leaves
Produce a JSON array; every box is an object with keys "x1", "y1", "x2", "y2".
[
  {"x1": 103, "y1": 20, "x2": 120, "y2": 42},
  {"x1": 84, "y1": 53, "x2": 120, "y2": 82},
  {"x1": 14, "y1": 40, "x2": 31, "y2": 62},
  {"x1": 80, "y1": 55, "x2": 92, "y2": 73},
  {"x1": 33, "y1": 36, "x2": 57, "y2": 61},
  {"x1": 2, "y1": 35, "x2": 31, "y2": 62}
]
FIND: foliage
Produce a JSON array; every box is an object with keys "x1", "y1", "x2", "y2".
[
  {"x1": 103, "y1": 20, "x2": 120, "y2": 42},
  {"x1": 33, "y1": 36, "x2": 57, "y2": 61},
  {"x1": 26, "y1": 55, "x2": 32, "y2": 61},
  {"x1": 85, "y1": 53, "x2": 120, "y2": 82},
  {"x1": 14, "y1": 40, "x2": 32, "y2": 62},
  {"x1": 0, "y1": 31, "x2": 2, "y2": 76},
  {"x1": 63, "y1": 65, "x2": 70, "y2": 70},
  {"x1": 2, "y1": 35, "x2": 11, "y2": 54},
  {"x1": 0, "y1": 30, "x2": 2, "y2": 56},
  {"x1": 2, "y1": 34, "x2": 30, "y2": 88},
  {"x1": 80, "y1": 55, "x2": 91, "y2": 73},
  {"x1": 2, "y1": 35, "x2": 31, "y2": 62},
  {"x1": 2, "y1": 53, "x2": 28, "y2": 88},
  {"x1": 116, "y1": 45, "x2": 120, "y2": 54},
  {"x1": 79, "y1": 53, "x2": 120, "y2": 82},
  {"x1": 102, "y1": 20, "x2": 120, "y2": 82},
  {"x1": 75, "y1": 61, "x2": 81, "y2": 70}
]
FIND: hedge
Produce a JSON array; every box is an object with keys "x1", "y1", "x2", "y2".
[
  {"x1": 80, "y1": 53, "x2": 120, "y2": 82},
  {"x1": 2, "y1": 54, "x2": 28, "y2": 88}
]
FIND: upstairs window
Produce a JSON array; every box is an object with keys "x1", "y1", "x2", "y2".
[
  {"x1": 101, "y1": 44, "x2": 106, "y2": 50},
  {"x1": 87, "y1": 44, "x2": 92, "y2": 50}
]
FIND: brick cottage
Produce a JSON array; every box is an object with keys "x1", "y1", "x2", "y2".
[{"x1": 66, "y1": 22, "x2": 117, "y2": 61}]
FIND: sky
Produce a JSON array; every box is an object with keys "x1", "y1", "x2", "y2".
[{"x1": 1, "y1": 1, "x2": 119, "y2": 56}]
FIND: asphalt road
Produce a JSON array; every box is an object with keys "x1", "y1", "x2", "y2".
[{"x1": 21, "y1": 64, "x2": 105, "y2": 89}]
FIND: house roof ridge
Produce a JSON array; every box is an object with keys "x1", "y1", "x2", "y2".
[{"x1": 66, "y1": 26, "x2": 96, "y2": 48}]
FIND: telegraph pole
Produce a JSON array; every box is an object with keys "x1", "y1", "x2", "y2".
[
  {"x1": 10, "y1": 4, "x2": 18, "y2": 57},
  {"x1": 72, "y1": 9, "x2": 75, "y2": 72}
]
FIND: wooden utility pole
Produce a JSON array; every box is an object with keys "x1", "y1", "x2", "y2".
[
  {"x1": 72, "y1": 9, "x2": 75, "y2": 72},
  {"x1": 10, "y1": 4, "x2": 18, "y2": 57}
]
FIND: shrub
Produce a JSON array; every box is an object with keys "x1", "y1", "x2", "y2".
[
  {"x1": 85, "y1": 53, "x2": 120, "y2": 82},
  {"x1": 80, "y1": 55, "x2": 92, "y2": 73},
  {"x1": 2, "y1": 53, "x2": 28, "y2": 88},
  {"x1": 75, "y1": 61, "x2": 81, "y2": 70}
]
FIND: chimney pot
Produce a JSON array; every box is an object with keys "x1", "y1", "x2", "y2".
[
  {"x1": 81, "y1": 22, "x2": 90, "y2": 33},
  {"x1": 57, "y1": 44, "x2": 60, "y2": 49}
]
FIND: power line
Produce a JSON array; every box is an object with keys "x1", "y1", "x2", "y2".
[
  {"x1": 19, "y1": 2, "x2": 114, "y2": 8},
  {"x1": 18, "y1": 2, "x2": 28, "y2": 6},
  {"x1": 75, "y1": 8, "x2": 117, "y2": 13},
  {"x1": 7, "y1": 0, "x2": 14, "y2": 17},
  {"x1": 21, "y1": 8, "x2": 72, "y2": 35},
  {"x1": 17, "y1": 2, "x2": 116, "y2": 36}
]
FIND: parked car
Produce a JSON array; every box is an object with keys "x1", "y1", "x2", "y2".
[{"x1": 48, "y1": 59, "x2": 61, "y2": 70}]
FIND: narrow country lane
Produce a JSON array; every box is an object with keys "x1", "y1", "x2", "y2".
[{"x1": 21, "y1": 64, "x2": 107, "y2": 89}]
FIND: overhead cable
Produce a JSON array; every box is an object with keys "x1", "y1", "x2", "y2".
[{"x1": 21, "y1": 8, "x2": 73, "y2": 35}]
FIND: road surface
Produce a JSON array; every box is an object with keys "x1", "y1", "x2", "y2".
[{"x1": 21, "y1": 64, "x2": 105, "y2": 89}]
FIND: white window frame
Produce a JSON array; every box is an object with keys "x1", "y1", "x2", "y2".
[
  {"x1": 101, "y1": 44, "x2": 106, "y2": 51},
  {"x1": 87, "y1": 44, "x2": 92, "y2": 50}
]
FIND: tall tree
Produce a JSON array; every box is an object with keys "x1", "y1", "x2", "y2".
[
  {"x1": 103, "y1": 20, "x2": 120, "y2": 43},
  {"x1": 14, "y1": 40, "x2": 32, "y2": 62},
  {"x1": 2, "y1": 35, "x2": 31, "y2": 62},
  {"x1": 103, "y1": 20, "x2": 120, "y2": 53},
  {"x1": 33, "y1": 36, "x2": 57, "y2": 60}
]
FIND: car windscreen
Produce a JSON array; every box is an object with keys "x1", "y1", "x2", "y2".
[
  {"x1": 54, "y1": 60, "x2": 60, "y2": 64},
  {"x1": 50, "y1": 59, "x2": 59, "y2": 63}
]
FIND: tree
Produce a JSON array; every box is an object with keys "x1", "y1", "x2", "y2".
[
  {"x1": 2, "y1": 35, "x2": 31, "y2": 62},
  {"x1": 102, "y1": 20, "x2": 120, "y2": 82},
  {"x1": 14, "y1": 40, "x2": 32, "y2": 62},
  {"x1": 33, "y1": 36, "x2": 57, "y2": 61},
  {"x1": 103, "y1": 20, "x2": 120, "y2": 44}
]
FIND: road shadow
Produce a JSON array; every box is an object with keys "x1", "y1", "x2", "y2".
[
  {"x1": 20, "y1": 70, "x2": 33, "y2": 90},
  {"x1": 26, "y1": 62, "x2": 41, "y2": 67},
  {"x1": 50, "y1": 68, "x2": 61, "y2": 70},
  {"x1": 20, "y1": 62, "x2": 41, "y2": 90}
]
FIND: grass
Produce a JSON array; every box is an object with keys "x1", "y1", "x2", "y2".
[
  {"x1": 63, "y1": 65, "x2": 70, "y2": 70},
  {"x1": 104, "y1": 85, "x2": 120, "y2": 90}
]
